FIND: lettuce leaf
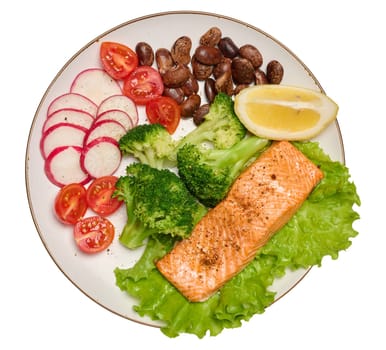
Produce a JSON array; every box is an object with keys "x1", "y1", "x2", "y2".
[{"x1": 114, "y1": 141, "x2": 360, "y2": 338}]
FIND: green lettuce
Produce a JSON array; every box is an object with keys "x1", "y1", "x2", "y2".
[{"x1": 114, "y1": 141, "x2": 360, "y2": 338}]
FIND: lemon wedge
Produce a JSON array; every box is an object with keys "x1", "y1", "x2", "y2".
[{"x1": 234, "y1": 85, "x2": 339, "y2": 140}]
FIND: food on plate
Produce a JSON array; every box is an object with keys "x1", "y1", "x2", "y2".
[
  {"x1": 100, "y1": 42, "x2": 139, "y2": 80},
  {"x1": 145, "y1": 96, "x2": 181, "y2": 134},
  {"x1": 118, "y1": 123, "x2": 176, "y2": 169},
  {"x1": 54, "y1": 183, "x2": 88, "y2": 225},
  {"x1": 70, "y1": 68, "x2": 122, "y2": 105},
  {"x1": 74, "y1": 216, "x2": 115, "y2": 253},
  {"x1": 234, "y1": 85, "x2": 339, "y2": 140},
  {"x1": 157, "y1": 141, "x2": 323, "y2": 302},
  {"x1": 86, "y1": 176, "x2": 122, "y2": 216},
  {"x1": 176, "y1": 93, "x2": 246, "y2": 150},
  {"x1": 46, "y1": 92, "x2": 98, "y2": 118},
  {"x1": 113, "y1": 163, "x2": 207, "y2": 249},
  {"x1": 177, "y1": 135, "x2": 269, "y2": 207},
  {"x1": 122, "y1": 66, "x2": 164, "y2": 105}
]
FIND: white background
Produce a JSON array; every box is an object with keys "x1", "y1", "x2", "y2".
[{"x1": 1, "y1": 0, "x2": 384, "y2": 348}]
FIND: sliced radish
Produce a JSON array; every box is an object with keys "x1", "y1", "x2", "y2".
[
  {"x1": 43, "y1": 108, "x2": 94, "y2": 133},
  {"x1": 97, "y1": 94, "x2": 138, "y2": 126},
  {"x1": 84, "y1": 119, "x2": 126, "y2": 146},
  {"x1": 40, "y1": 123, "x2": 87, "y2": 159},
  {"x1": 95, "y1": 109, "x2": 133, "y2": 132},
  {"x1": 47, "y1": 92, "x2": 98, "y2": 118},
  {"x1": 45, "y1": 146, "x2": 90, "y2": 187},
  {"x1": 81, "y1": 137, "x2": 121, "y2": 178},
  {"x1": 70, "y1": 68, "x2": 122, "y2": 105}
]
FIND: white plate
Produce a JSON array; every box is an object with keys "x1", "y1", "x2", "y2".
[{"x1": 25, "y1": 11, "x2": 344, "y2": 327}]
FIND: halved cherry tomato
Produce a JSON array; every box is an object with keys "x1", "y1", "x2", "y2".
[
  {"x1": 86, "y1": 176, "x2": 122, "y2": 216},
  {"x1": 123, "y1": 66, "x2": 164, "y2": 105},
  {"x1": 54, "y1": 183, "x2": 88, "y2": 225},
  {"x1": 145, "y1": 96, "x2": 181, "y2": 134},
  {"x1": 100, "y1": 42, "x2": 138, "y2": 80},
  {"x1": 74, "y1": 216, "x2": 114, "y2": 254}
]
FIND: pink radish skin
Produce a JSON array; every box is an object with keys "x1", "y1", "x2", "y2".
[
  {"x1": 97, "y1": 94, "x2": 138, "y2": 126},
  {"x1": 81, "y1": 137, "x2": 122, "y2": 178},
  {"x1": 47, "y1": 92, "x2": 98, "y2": 118},
  {"x1": 84, "y1": 119, "x2": 126, "y2": 146},
  {"x1": 43, "y1": 108, "x2": 94, "y2": 133},
  {"x1": 95, "y1": 109, "x2": 133, "y2": 132},
  {"x1": 40, "y1": 123, "x2": 88, "y2": 159},
  {"x1": 45, "y1": 146, "x2": 91, "y2": 187},
  {"x1": 70, "y1": 68, "x2": 122, "y2": 105}
]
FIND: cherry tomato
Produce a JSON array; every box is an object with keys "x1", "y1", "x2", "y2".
[
  {"x1": 74, "y1": 216, "x2": 115, "y2": 254},
  {"x1": 86, "y1": 176, "x2": 122, "y2": 216},
  {"x1": 54, "y1": 183, "x2": 88, "y2": 225},
  {"x1": 100, "y1": 42, "x2": 138, "y2": 80},
  {"x1": 145, "y1": 96, "x2": 181, "y2": 134},
  {"x1": 123, "y1": 66, "x2": 164, "y2": 105}
]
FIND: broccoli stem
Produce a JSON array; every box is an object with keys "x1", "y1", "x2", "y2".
[
  {"x1": 118, "y1": 196, "x2": 157, "y2": 249},
  {"x1": 209, "y1": 136, "x2": 269, "y2": 178}
]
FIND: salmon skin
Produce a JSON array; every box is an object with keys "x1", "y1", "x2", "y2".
[{"x1": 156, "y1": 141, "x2": 324, "y2": 302}]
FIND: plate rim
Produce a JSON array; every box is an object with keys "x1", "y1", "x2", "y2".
[{"x1": 24, "y1": 10, "x2": 345, "y2": 328}]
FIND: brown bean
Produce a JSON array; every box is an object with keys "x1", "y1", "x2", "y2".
[
  {"x1": 155, "y1": 48, "x2": 174, "y2": 74},
  {"x1": 181, "y1": 72, "x2": 199, "y2": 96},
  {"x1": 234, "y1": 84, "x2": 250, "y2": 95},
  {"x1": 161, "y1": 64, "x2": 191, "y2": 88},
  {"x1": 218, "y1": 37, "x2": 239, "y2": 58},
  {"x1": 266, "y1": 60, "x2": 284, "y2": 84},
  {"x1": 193, "y1": 103, "x2": 210, "y2": 126},
  {"x1": 254, "y1": 69, "x2": 268, "y2": 85},
  {"x1": 215, "y1": 70, "x2": 234, "y2": 95},
  {"x1": 135, "y1": 42, "x2": 154, "y2": 66},
  {"x1": 204, "y1": 78, "x2": 217, "y2": 103},
  {"x1": 163, "y1": 87, "x2": 185, "y2": 104},
  {"x1": 194, "y1": 45, "x2": 222, "y2": 65},
  {"x1": 231, "y1": 57, "x2": 255, "y2": 84},
  {"x1": 171, "y1": 36, "x2": 192, "y2": 65},
  {"x1": 213, "y1": 57, "x2": 232, "y2": 79},
  {"x1": 200, "y1": 27, "x2": 222, "y2": 47},
  {"x1": 191, "y1": 55, "x2": 213, "y2": 80},
  {"x1": 238, "y1": 44, "x2": 263, "y2": 69},
  {"x1": 180, "y1": 94, "x2": 201, "y2": 118}
]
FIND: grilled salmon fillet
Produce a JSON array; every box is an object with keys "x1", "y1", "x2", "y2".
[{"x1": 156, "y1": 141, "x2": 324, "y2": 302}]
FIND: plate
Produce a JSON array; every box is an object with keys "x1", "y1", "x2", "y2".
[{"x1": 25, "y1": 11, "x2": 344, "y2": 327}]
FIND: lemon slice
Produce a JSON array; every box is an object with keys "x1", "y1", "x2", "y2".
[{"x1": 234, "y1": 85, "x2": 339, "y2": 140}]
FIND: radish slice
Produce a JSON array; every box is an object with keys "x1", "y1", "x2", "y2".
[
  {"x1": 47, "y1": 92, "x2": 98, "y2": 118},
  {"x1": 70, "y1": 68, "x2": 122, "y2": 105},
  {"x1": 81, "y1": 137, "x2": 121, "y2": 178},
  {"x1": 95, "y1": 109, "x2": 133, "y2": 132},
  {"x1": 45, "y1": 146, "x2": 90, "y2": 187},
  {"x1": 40, "y1": 123, "x2": 87, "y2": 159},
  {"x1": 84, "y1": 119, "x2": 126, "y2": 146},
  {"x1": 97, "y1": 94, "x2": 138, "y2": 126},
  {"x1": 43, "y1": 108, "x2": 94, "y2": 133}
]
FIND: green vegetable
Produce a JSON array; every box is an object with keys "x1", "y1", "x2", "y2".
[
  {"x1": 177, "y1": 93, "x2": 246, "y2": 150},
  {"x1": 115, "y1": 141, "x2": 360, "y2": 338},
  {"x1": 118, "y1": 123, "x2": 176, "y2": 169},
  {"x1": 114, "y1": 163, "x2": 207, "y2": 249},
  {"x1": 177, "y1": 135, "x2": 269, "y2": 207}
]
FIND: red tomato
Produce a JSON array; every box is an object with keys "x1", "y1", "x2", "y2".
[
  {"x1": 74, "y1": 216, "x2": 115, "y2": 254},
  {"x1": 54, "y1": 183, "x2": 88, "y2": 225},
  {"x1": 86, "y1": 176, "x2": 122, "y2": 216},
  {"x1": 145, "y1": 96, "x2": 181, "y2": 134},
  {"x1": 100, "y1": 42, "x2": 138, "y2": 80},
  {"x1": 123, "y1": 66, "x2": 164, "y2": 105}
]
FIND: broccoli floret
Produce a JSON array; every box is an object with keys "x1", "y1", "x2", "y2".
[
  {"x1": 177, "y1": 135, "x2": 270, "y2": 207},
  {"x1": 177, "y1": 93, "x2": 246, "y2": 150},
  {"x1": 118, "y1": 123, "x2": 176, "y2": 169},
  {"x1": 114, "y1": 163, "x2": 207, "y2": 249}
]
